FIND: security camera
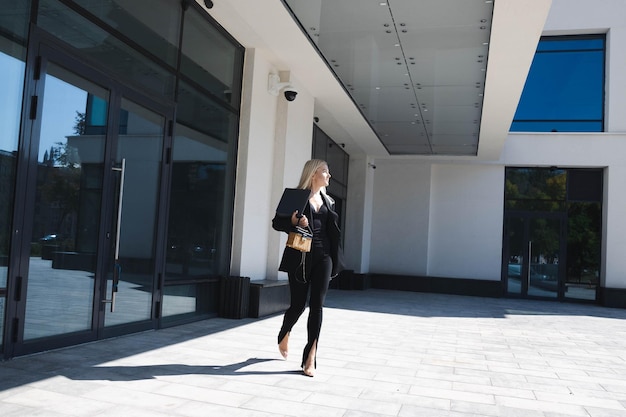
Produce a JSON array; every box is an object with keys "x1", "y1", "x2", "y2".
[{"x1": 283, "y1": 87, "x2": 298, "y2": 102}]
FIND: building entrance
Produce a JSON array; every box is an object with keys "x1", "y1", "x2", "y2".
[
  {"x1": 504, "y1": 213, "x2": 564, "y2": 299},
  {"x1": 6, "y1": 34, "x2": 173, "y2": 357},
  {"x1": 502, "y1": 168, "x2": 602, "y2": 303}
]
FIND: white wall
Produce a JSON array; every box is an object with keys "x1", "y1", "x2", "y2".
[
  {"x1": 428, "y1": 164, "x2": 504, "y2": 280},
  {"x1": 366, "y1": 161, "x2": 504, "y2": 281},
  {"x1": 369, "y1": 160, "x2": 430, "y2": 275},
  {"x1": 343, "y1": 155, "x2": 370, "y2": 273}
]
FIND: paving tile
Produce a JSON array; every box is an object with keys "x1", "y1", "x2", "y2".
[{"x1": 2, "y1": 289, "x2": 626, "y2": 417}]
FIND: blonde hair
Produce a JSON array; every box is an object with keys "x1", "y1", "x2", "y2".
[{"x1": 297, "y1": 159, "x2": 328, "y2": 191}]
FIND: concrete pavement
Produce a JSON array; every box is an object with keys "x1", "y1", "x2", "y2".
[{"x1": 1, "y1": 288, "x2": 626, "y2": 416}]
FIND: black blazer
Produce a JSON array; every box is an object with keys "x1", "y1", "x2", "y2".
[{"x1": 272, "y1": 192, "x2": 345, "y2": 279}]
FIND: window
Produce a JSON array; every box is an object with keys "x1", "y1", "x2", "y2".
[{"x1": 511, "y1": 35, "x2": 605, "y2": 132}]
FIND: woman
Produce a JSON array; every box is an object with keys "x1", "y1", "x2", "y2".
[{"x1": 272, "y1": 159, "x2": 345, "y2": 377}]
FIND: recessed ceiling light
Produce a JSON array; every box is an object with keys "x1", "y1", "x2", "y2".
[{"x1": 380, "y1": 2, "x2": 387, "y2": 6}]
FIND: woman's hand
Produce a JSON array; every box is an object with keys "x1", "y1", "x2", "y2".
[{"x1": 292, "y1": 210, "x2": 309, "y2": 228}]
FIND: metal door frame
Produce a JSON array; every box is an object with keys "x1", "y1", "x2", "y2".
[{"x1": 4, "y1": 27, "x2": 173, "y2": 358}]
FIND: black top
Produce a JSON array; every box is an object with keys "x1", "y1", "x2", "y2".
[{"x1": 310, "y1": 201, "x2": 331, "y2": 255}]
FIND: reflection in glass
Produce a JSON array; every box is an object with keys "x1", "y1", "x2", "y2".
[
  {"x1": 566, "y1": 202, "x2": 601, "y2": 300},
  {"x1": 0, "y1": 48, "x2": 25, "y2": 289},
  {"x1": 512, "y1": 35, "x2": 604, "y2": 132},
  {"x1": 161, "y1": 119, "x2": 228, "y2": 319},
  {"x1": 104, "y1": 98, "x2": 163, "y2": 327},
  {"x1": 71, "y1": 0, "x2": 181, "y2": 68},
  {"x1": 0, "y1": 297, "x2": 4, "y2": 350},
  {"x1": 504, "y1": 168, "x2": 602, "y2": 301},
  {"x1": 166, "y1": 123, "x2": 225, "y2": 280},
  {"x1": 38, "y1": 0, "x2": 176, "y2": 99},
  {"x1": 177, "y1": 80, "x2": 238, "y2": 143},
  {"x1": 24, "y1": 65, "x2": 107, "y2": 340},
  {"x1": 527, "y1": 218, "x2": 559, "y2": 298},
  {"x1": 181, "y1": 5, "x2": 243, "y2": 108},
  {"x1": 505, "y1": 217, "x2": 524, "y2": 295},
  {"x1": 505, "y1": 168, "x2": 566, "y2": 202},
  {"x1": 161, "y1": 283, "x2": 217, "y2": 322}
]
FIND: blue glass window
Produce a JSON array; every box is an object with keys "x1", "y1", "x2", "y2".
[{"x1": 511, "y1": 35, "x2": 605, "y2": 132}]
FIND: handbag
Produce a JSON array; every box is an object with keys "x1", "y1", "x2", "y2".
[{"x1": 286, "y1": 226, "x2": 312, "y2": 252}]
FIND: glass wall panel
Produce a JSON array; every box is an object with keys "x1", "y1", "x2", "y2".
[
  {"x1": 104, "y1": 98, "x2": 164, "y2": 327},
  {"x1": 38, "y1": 0, "x2": 176, "y2": 99},
  {"x1": 176, "y1": 80, "x2": 238, "y2": 143},
  {"x1": 160, "y1": 4, "x2": 243, "y2": 322},
  {"x1": 166, "y1": 122, "x2": 227, "y2": 280},
  {"x1": 0, "y1": 0, "x2": 31, "y2": 44},
  {"x1": 505, "y1": 168, "x2": 566, "y2": 211},
  {"x1": 511, "y1": 35, "x2": 605, "y2": 132},
  {"x1": 0, "y1": 0, "x2": 30, "y2": 351},
  {"x1": 180, "y1": 6, "x2": 243, "y2": 108},
  {"x1": 0, "y1": 42, "x2": 25, "y2": 289},
  {"x1": 565, "y1": 202, "x2": 601, "y2": 301},
  {"x1": 161, "y1": 122, "x2": 227, "y2": 320},
  {"x1": 71, "y1": 0, "x2": 181, "y2": 68},
  {"x1": 24, "y1": 64, "x2": 108, "y2": 340},
  {"x1": 504, "y1": 168, "x2": 602, "y2": 302}
]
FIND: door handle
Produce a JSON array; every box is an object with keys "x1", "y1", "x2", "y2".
[
  {"x1": 102, "y1": 158, "x2": 126, "y2": 312},
  {"x1": 527, "y1": 240, "x2": 532, "y2": 288}
]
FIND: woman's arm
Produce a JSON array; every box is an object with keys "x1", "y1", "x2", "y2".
[{"x1": 272, "y1": 210, "x2": 307, "y2": 233}]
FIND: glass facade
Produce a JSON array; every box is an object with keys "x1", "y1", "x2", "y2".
[
  {"x1": 511, "y1": 35, "x2": 605, "y2": 132},
  {"x1": 0, "y1": 0, "x2": 30, "y2": 355},
  {"x1": 504, "y1": 168, "x2": 602, "y2": 301},
  {"x1": 1, "y1": 0, "x2": 243, "y2": 358}
]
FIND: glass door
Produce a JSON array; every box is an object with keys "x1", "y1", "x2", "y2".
[
  {"x1": 11, "y1": 37, "x2": 171, "y2": 354},
  {"x1": 504, "y1": 213, "x2": 564, "y2": 299},
  {"x1": 101, "y1": 98, "x2": 165, "y2": 331},
  {"x1": 22, "y1": 61, "x2": 107, "y2": 343}
]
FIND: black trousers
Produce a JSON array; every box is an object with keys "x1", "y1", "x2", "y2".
[{"x1": 278, "y1": 250, "x2": 332, "y2": 367}]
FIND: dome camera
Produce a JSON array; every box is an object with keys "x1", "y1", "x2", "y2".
[{"x1": 283, "y1": 87, "x2": 298, "y2": 101}]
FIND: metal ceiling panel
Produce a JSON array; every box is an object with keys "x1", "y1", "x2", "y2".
[{"x1": 283, "y1": 0, "x2": 494, "y2": 155}]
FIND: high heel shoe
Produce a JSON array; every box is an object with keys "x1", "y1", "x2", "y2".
[
  {"x1": 302, "y1": 342, "x2": 316, "y2": 377},
  {"x1": 278, "y1": 332, "x2": 289, "y2": 359}
]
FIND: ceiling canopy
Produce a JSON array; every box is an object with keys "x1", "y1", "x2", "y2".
[{"x1": 283, "y1": 0, "x2": 494, "y2": 156}]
